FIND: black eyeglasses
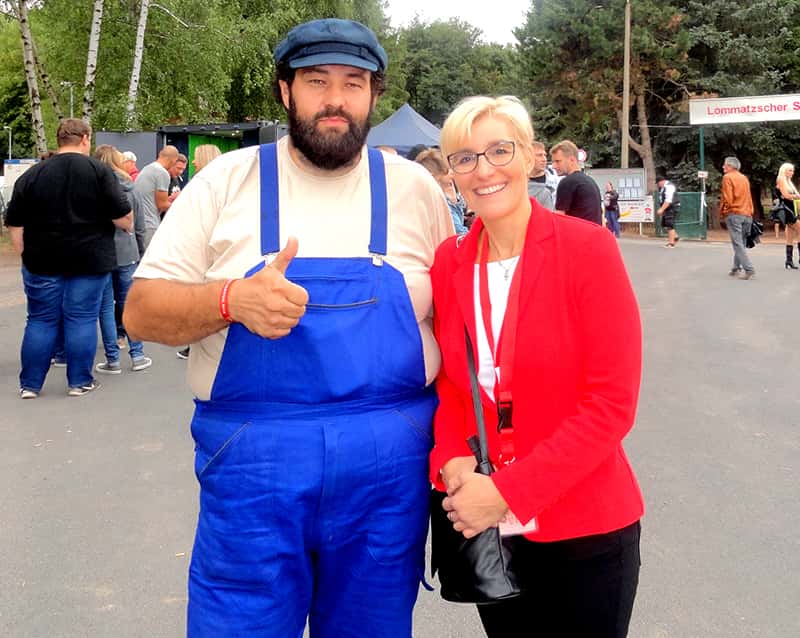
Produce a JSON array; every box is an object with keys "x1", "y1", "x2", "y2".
[{"x1": 447, "y1": 141, "x2": 516, "y2": 174}]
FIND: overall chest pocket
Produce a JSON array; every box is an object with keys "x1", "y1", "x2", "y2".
[{"x1": 291, "y1": 271, "x2": 378, "y2": 310}]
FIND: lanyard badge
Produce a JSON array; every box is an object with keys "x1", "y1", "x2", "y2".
[{"x1": 478, "y1": 231, "x2": 523, "y2": 467}]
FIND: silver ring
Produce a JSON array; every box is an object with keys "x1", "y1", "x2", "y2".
[{"x1": 448, "y1": 512, "x2": 455, "y2": 522}]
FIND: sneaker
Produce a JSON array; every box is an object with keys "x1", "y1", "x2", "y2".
[
  {"x1": 95, "y1": 361, "x2": 122, "y2": 375},
  {"x1": 131, "y1": 356, "x2": 153, "y2": 372},
  {"x1": 176, "y1": 347, "x2": 190, "y2": 360},
  {"x1": 51, "y1": 358, "x2": 67, "y2": 368},
  {"x1": 739, "y1": 271, "x2": 755, "y2": 280},
  {"x1": 728, "y1": 268, "x2": 740, "y2": 277},
  {"x1": 67, "y1": 380, "x2": 101, "y2": 397},
  {"x1": 19, "y1": 388, "x2": 38, "y2": 399}
]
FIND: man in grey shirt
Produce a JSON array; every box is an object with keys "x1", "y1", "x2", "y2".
[{"x1": 134, "y1": 145, "x2": 178, "y2": 250}]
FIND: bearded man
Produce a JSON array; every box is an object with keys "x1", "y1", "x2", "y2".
[{"x1": 123, "y1": 18, "x2": 453, "y2": 638}]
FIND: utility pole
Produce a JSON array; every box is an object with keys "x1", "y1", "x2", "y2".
[
  {"x1": 60, "y1": 81, "x2": 75, "y2": 118},
  {"x1": 621, "y1": 0, "x2": 631, "y2": 169}
]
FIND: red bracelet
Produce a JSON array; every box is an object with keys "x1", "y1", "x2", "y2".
[{"x1": 219, "y1": 279, "x2": 237, "y2": 322}]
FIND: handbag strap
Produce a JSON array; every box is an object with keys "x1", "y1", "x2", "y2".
[{"x1": 464, "y1": 328, "x2": 493, "y2": 475}]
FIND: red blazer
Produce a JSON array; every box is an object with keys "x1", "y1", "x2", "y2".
[{"x1": 430, "y1": 200, "x2": 644, "y2": 542}]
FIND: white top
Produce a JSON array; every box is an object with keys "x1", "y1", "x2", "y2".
[
  {"x1": 135, "y1": 137, "x2": 454, "y2": 399},
  {"x1": 473, "y1": 257, "x2": 520, "y2": 399}
]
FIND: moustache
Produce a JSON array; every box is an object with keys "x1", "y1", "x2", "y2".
[{"x1": 314, "y1": 108, "x2": 355, "y2": 126}]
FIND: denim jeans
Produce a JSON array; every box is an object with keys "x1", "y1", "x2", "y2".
[
  {"x1": 606, "y1": 209, "x2": 621, "y2": 237},
  {"x1": 20, "y1": 266, "x2": 109, "y2": 391},
  {"x1": 99, "y1": 263, "x2": 144, "y2": 361},
  {"x1": 726, "y1": 214, "x2": 754, "y2": 273}
]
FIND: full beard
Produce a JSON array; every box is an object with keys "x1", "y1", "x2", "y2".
[{"x1": 287, "y1": 95, "x2": 372, "y2": 171}]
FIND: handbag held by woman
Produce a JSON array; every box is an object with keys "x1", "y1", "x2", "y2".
[{"x1": 429, "y1": 329, "x2": 526, "y2": 604}]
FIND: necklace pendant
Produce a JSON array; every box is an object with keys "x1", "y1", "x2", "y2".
[{"x1": 504, "y1": 270, "x2": 511, "y2": 281}]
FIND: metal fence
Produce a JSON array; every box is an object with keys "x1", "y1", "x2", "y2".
[{"x1": 654, "y1": 191, "x2": 707, "y2": 240}]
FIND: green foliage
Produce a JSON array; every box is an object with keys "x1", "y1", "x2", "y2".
[{"x1": 398, "y1": 18, "x2": 519, "y2": 125}]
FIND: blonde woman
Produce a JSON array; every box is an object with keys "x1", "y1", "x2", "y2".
[
  {"x1": 431, "y1": 96, "x2": 643, "y2": 636},
  {"x1": 93, "y1": 145, "x2": 151, "y2": 373},
  {"x1": 776, "y1": 163, "x2": 800, "y2": 269},
  {"x1": 192, "y1": 144, "x2": 222, "y2": 173}
]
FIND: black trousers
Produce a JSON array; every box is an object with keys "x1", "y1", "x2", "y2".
[{"x1": 477, "y1": 521, "x2": 641, "y2": 638}]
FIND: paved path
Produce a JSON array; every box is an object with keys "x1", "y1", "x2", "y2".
[{"x1": 1, "y1": 237, "x2": 798, "y2": 637}]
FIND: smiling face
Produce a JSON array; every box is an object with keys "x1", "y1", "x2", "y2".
[{"x1": 449, "y1": 115, "x2": 532, "y2": 227}]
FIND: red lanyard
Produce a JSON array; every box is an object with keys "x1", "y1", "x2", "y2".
[{"x1": 477, "y1": 231, "x2": 523, "y2": 465}]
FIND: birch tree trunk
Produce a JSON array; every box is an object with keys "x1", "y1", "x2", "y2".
[
  {"x1": 33, "y1": 43, "x2": 64, "y2": 120},
  {"x1": 82, "y1": 0, "x2": 105, "y2": 123},
  {"x1": 13, "y1": 0, "x2": 48, "y2": 153},
  {"x1": 125, "y1": 0, "x2": 150, "y2": 130}
]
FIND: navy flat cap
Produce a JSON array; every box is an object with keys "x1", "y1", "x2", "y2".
[{"x1": 274, "y1": 18, "x2": 388, "y2": 73}]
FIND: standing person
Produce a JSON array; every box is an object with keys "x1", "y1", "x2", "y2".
[
  {"x1": 431, "y1": 96, "x2": 643, "y2": 637},
  {"x1": 5, "y1": 118, "x2": 132, "y2": 398},
  {"x1": 550, "y1": 139, "x2": 602, "y2": 224},
  {"x1": 526, "y1": 141, "x2": 556, "y2": 209},
  {"x1": 166, "y1": 153, "x2": 188, "y2": 212},
  {"x1": 133, "y1": 145, "x2": 178, "y2": 250},
  {"x1": 604, "y1": 181, "x2": 621, "y2": 238},
  {"x1": 720, "y1": 156, "x2": 755, "y2": 279},
  {"x1": 191, "y1": 144, "x2": 222, "y2": 174},
  {"x1": 92, "y1": 145, "x2": 152, "y2": 374},
  {"x1": 775, "y1": 163, "x2": 800, "y2": 269},
  {"x1": 123, "y1": 18, "x2": 453, "y2": 637},
  {"x1": 656, "y1": 175, "x2": 680, "y2": 247},
  {"x1": 122, "y1": 151, "x2": 139, "y2": 180},
  {"x1": 415, "y1": 148, "x2": 466, "y2": 234},
  {"x1": 176, "y1": 143, "x2": 222, "y2": 360}
]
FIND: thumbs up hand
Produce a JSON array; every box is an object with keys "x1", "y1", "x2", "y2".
[{"x1": 226, "y1": 237, "x2": 309, "y2": 339}]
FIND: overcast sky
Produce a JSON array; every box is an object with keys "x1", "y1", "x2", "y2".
[{"x1": 384, "y1": 0, "x2": 530, "y2": 45}]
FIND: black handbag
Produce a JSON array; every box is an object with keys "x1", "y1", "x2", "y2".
[
  {"x1": 746, "y1": 219, "x2": 763, "y2": 249},
  {"x1": 429, "y1": 329, "x2": 525, "y2": 604}
]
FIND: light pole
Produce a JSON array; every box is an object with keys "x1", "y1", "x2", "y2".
[
  {"x1": 621, "y1": 0, "x2": 631, "y2": 169},
  {"x1": 60, "y1": 81, "x2": 75, "y2": 118},
  {"x1": 2, "y1": 126, "x2": 10, "y2": 160}
]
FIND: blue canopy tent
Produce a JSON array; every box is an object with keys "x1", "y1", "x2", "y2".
[{"x1": 367, "y1": 103, "x2": 440, "y2": 155}]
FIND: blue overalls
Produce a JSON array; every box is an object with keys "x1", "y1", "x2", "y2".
[{"x1": 187, "y1": 144, "x2": 436, "y2": 638}]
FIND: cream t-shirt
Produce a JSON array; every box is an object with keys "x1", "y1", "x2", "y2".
[{"x1": 135, "y1": 137, "x2": 454, "y2": 400}]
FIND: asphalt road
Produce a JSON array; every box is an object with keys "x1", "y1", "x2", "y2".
[{"x1": 1, "y1": 237, "x2": 798, "y2": 638}]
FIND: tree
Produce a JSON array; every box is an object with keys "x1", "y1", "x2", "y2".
[
  {"x1": 516, "y1": 0, "x2": 692, "y2": 193},
  {"x1": 3, "y1": 0, "x2": 48, "y2": 153},
  {"x1": 82, "y1": 0, "x2": 104, "y2": 123},
  {"x1": 125, "y1": 0, "x2": 149, "y2": 129},
  {"x1": 400, "y1": 18, "x2": 519, "y2": 125}
]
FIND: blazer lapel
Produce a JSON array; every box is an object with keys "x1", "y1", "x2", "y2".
[
  {"x1": 451, "y1": 221, "x2": 482, "y2": 354},
  {"x1": 518, "y1": 201, "x2": 554, "y2": 322}
]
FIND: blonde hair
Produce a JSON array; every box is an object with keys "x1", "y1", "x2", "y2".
[
  {"x1": 193, "y1": 144, "x2": 222, "y2": 172},
  {"x1": 440, "y1": 96, "x2": 534, "y2": 160},
  {"x1": 93, "y1": 144, "x2": 131, "y2": 182},
  {"x1": 550, "y1": 139, "x2": 579, "y2": 159},
  {"x1": 778, "y1": 163, "x2": 798, "y2": 195}
]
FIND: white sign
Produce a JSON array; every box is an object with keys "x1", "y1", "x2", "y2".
[
  {"x1": 577, "y1": 148, "x2": 587, "y2": 162},
  {"x1": 689, "y1": 94, "x2": 800, "y2": 125},
  {"x1": 2, "y1": 159, "x2": 37, "y2": 203},
  {"x1": 619, "y1": 195, "x2": 654, "y2": 223},
  {"x1": 585, "y1": 168, "x2": 652, "y2": 223}
]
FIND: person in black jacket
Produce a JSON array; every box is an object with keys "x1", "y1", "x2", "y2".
[{"x1": 603, "y1": 182, "x2": 621, "y2": 238}]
